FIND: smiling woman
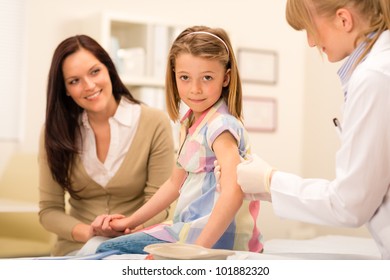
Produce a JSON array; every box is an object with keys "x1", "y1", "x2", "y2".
[
  {"x1": 63, "y1": 49, "x2": 116, "y2": 115},
  {"x1": 39, "y1": 34, "x2": 174, "y2": 256},
  {"x1": 62, "y1": 49, "x2": 118, "y2": 162}
]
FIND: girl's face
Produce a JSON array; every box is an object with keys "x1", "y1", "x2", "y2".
[
  {"x1": 174, "y1": 53, "x2": 230, "y2": 121},
  {"x1": 62, "y1": 48, "x2": 117, "y2": 117},
  {"x1": 308, "y1": 9, "x2": 356, "y2": 62}
]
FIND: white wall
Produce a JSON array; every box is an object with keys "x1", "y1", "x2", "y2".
[
  {"x1": 3, "y1": 0, "x2": 305, "y2": 172},
  {"x1": 0, "y1": 0, "x2": 369, "y2": 239}
]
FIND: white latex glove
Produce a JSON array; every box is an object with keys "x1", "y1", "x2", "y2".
[
  {"x1": 237, "y1": 154, "x2": 274, "y2": 202},
  {"x1": 213, "y1": 155, "x2": 274, "y2": 201}
]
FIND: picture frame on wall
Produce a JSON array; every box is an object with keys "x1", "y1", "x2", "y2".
[
  {"x1": 238, "y1": 48, "x2": 278, "y2": 85},
  {"x1": 242, "y1": 96, "x2": 277, "y2": 132}
]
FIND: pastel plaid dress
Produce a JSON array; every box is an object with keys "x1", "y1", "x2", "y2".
[{"x1": 144, "y1": 98, "x2": 263, "y2": 252}]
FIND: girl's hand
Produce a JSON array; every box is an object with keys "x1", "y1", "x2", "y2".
[
  {"x1": 109, "y1": 216, "x2": 134, "y2": 233},
  {"x1": 90, "y1": 214, "x2": 126, "y2": 237},
  {"x1": 109, "y1": 217, "x2": 144, "y2": 234}
]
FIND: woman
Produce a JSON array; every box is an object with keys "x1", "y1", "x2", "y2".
[
  {"x1": 38, "y1": 35, "x2": 174, "y2": 256},
  {"x1": 217, "y1": 0, "x2": 390, "y2": 259}
]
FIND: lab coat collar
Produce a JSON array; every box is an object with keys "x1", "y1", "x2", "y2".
[{"x1": 337, "y1": 30, "x2": 390, "y2": 100}]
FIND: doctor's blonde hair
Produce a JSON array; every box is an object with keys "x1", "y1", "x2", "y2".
[
  {"x1": 286, "y1": 0, "x2": 390, "y2": 63},
  {"x1": 165, "y1": 25, "x2": 243, "y2": 122}
]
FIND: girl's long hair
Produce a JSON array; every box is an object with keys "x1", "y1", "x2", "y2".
[{"x1": 165, "y1": 26, "x2": 243, "y2": 122}]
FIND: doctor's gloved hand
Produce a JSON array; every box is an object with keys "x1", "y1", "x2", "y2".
[
  {"x1": 237, "y1": 154, "x2": 275, "y2": 202},
  {"x1": 213, "y1": 155, "x2": 275, "y2": 202}
]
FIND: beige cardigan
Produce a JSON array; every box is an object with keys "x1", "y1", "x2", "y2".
[{"x1": 38, "y1": 105, "x2": 174, "y2": 256}]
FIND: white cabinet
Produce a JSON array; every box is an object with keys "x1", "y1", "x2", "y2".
[{"x1": 82, "y1": 12, "x2": 183, "y2": 110}]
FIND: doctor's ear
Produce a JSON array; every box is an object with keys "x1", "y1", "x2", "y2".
[{"x1": 335, "y1": 8, "x2": 354, "y2": 32}]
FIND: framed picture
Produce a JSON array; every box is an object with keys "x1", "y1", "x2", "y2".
[
  {"x1": 238, "y1": 48, "x2": 278, "y2": 85},
  {"x1": 242, "y1": 97, "x2": 277, "y2": 132}
]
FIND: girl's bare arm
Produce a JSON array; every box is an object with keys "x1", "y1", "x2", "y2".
[
  {"x1": 195, "y1": 131, "x2": 244, "y2": 248},
  {"x1": 110, "y1": 166, "x2": 187, "y2": 231}
]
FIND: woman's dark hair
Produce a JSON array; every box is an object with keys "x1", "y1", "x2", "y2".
[{"x1": 45, "y1": 34, "x2": 139, "y2": 197}]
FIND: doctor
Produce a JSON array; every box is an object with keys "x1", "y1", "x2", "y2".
[{"x1": 216, "y1": 0, "x2": 390, "y2": 259}]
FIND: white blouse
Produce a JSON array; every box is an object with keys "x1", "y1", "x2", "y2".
[{"x1": 79, "y1": 97, "x2": 141, "y2": 187}]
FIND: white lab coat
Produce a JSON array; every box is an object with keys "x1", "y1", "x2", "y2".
[{"x1": 271, "y1": 30, "x2": 390, "y2": 259}]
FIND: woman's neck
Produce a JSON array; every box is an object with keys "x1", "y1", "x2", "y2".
[{"x1": 87, "y1": 98, "x2": 119, "y2": 126}]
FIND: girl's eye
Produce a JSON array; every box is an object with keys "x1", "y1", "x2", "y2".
[
  {"x1": 204, "y1": 75, "x2": 213, "y2": 81},
  {"x1": 179, "y1": 75, "x2": 189, "y2": 81}
]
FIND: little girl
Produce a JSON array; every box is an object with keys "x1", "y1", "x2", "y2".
[{"x1": 95, "y1": 25, "x2": 263, "y2": 254}]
